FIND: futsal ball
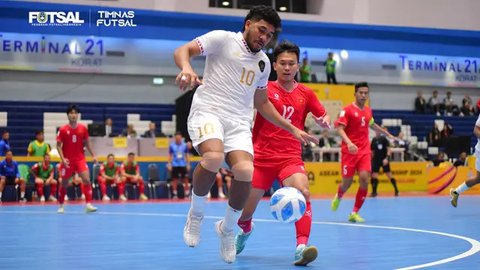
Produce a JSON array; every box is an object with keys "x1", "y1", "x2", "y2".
[{"x1": 270, "y1": 187, "x2": 306, "y2": 223}]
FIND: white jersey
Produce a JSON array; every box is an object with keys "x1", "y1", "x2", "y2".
[
  {"x1": 191, "y1": 30, "x2": 270, "y2": 123},
  {"x1": 475, "y1": 114, "x2": 480, "y2": 153}
]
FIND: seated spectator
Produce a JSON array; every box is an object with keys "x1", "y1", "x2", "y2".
[
  {"x1": 213, "y1": 166, "x2": 232, "y2": 199},
  {"x1": 27, "y1": 130, "x2": 51, "y2": 157},
  {"x1": 301, "y1": 127, "x2": 315, "y2": 161},
  {"x1": 462, "y1": 95, "x2": 473, "y2": 107},
  {"x1": 30, "y1": 153, "x2": 57, "y2": 202},
  {"x1": 0, "y1": 150, "x2": 26, "y2": 202},
  {"x1": 318, "y1": 129, "x2": 337, "y2": 161},
  {"x1": 299, "y1": 58, "x2": 312, "y2": 83},
  {"x1": 428, "y1": 90, "x2": 442, "y2": 116},
  {"x1": 120, "y1": 152, "x2": 148, "y2": 201},
  {"x1": 0, "y1": 130, "x2": 11, "y2": 156},
  {"x1": 460, "y1": 98, "x2": 475, "y2": 116},
  {"x1": 104, "y1": 118, "x2": 116, "y2": 137},
  {"x1": 142, "y1": 122, "x2": 166, "y2": 138},
  {"x1": 432, "y1": 151, "x2": 447, "y2": 166},
  {"x1": 443, "y1": 91, "x2": 459, "y2": 116},
  {"x1": 453, "y1": 152, "x2": 467, "y2": 167},
  {"x1": 56, "y1": 163, "x2": 85, "y2": 201},
  {"x1": 414, "y1": 91, "x2": 427, "y2": 113},
  {"x1": 97, "y1": 153, "x2": 121, "y2": 201},
  {"x1": 121, "y1": 124, "x2": 138, "y2": 138}
]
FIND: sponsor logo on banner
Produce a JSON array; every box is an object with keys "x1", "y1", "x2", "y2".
[
  {"x1": 29, "y1": 11, "x2": 84, "y2": 26},
  {"x1": 96, "y1": 11, "x2": 137, "y2": 27}
]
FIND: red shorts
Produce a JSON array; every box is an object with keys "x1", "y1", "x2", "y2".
[
  {"x1": 341, "y1": 152, "x2": 371, "y2": 178},
  {"x1": 60, "y1": 159, "x2": 89, "y2": 180},
  {"x1": 125, "y1": 176, "x2": 143, "y2": 183},
  {"x1": 252, "y1": 157, "x2": 306, "y2": 190}
]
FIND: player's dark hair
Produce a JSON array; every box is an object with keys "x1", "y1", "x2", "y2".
[
  {"x1": 107, "y1": 153, "x2": 114, "y2": 158},
  {"x1": 66, "y1": 104, "x2": 80, "y2": 114},
  {"x1": 243, "y1": 5, "x2": 281, "y2": 32},
  {"x1": 35, "y1": 130, "x2": 44, "y2": 136},
  {"x1": 44, "y1": 153, "x2": 50, "y2": 157},
  {"x1": 354, "y1": 82, "x2": 369, "y2": 92},
  {"x1": 5, "y1": 149, "x2": 12, "y2": 155},
  {"x1": 273, "y1": 40, "x2": 299, "y2": 62},
  {"x1": 2, "y1": 130, "x2": 8, "y2": 135},
  {"x1": 128, "y1": 152, "x2": 135, "y2": 157},
  {"x1": 175, "y1": 131, "x2": 182, "y2": 136}
]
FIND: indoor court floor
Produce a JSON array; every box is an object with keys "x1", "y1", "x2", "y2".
[{"x1": 1, "y1": 196, "x2": 479, "y2": 270}]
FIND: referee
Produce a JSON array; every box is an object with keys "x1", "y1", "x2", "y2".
[{"x1": 371, "y1": 129, "x2": 399, "y2": 197}]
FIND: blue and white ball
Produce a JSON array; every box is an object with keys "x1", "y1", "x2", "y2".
[{"x1": 270, "y1": 187, "x2": 306, "y2": 223}]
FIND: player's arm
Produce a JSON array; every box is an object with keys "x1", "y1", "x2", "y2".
[
  {"x1": 185, "y1": 147, "x2": 191, "y2": 172},
  {"x1": 27, "y1": 143, "x2": 33, "y2": 157},
  {"x1": 370, "y1": 122, "x2": 395, "y2": 140},
  {"x1": 47, "y1": 168, "x2": 54, "y2": 182},
  {"x1": 473, "y1": 124, "x2": 480, "y2": 138},
  {"x1": 29, "y1": 164, "x2": 39, "y2": 178},
  {"x1": 173, "y1": 40, "x2": 202, "y2": 90},
  {"x1": 253, "y1": 89, "x2": 318, "y2": 145},
  {"x1": 167, "y1": 145, "x2": 173, "y2": 171},
  {"x1": 135, "y1": 164, "x2": 141, "y2": 178},
  {"x1": 56, "y1": 141, "x2": 69, "y2": 168},
  {"x1": 307, "y1": 90, "x2": 331, "y2": 129},
  {"x1": 120, "y1": 164, "x2": 128, "y2": 177},
  {"x1": 336, "y1": 124, "x2": 358, "y2": 154},
  {"x1": 84, "y1": 137, "x2": 97, "y2": 164}
]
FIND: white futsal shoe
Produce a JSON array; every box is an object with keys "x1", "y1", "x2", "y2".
[
  {"x1": 183, "y1": 209, "x2": 203, "y2": 247},
  {"x1": 215, "y1": 220, "x2": 236, "y2": 263}
]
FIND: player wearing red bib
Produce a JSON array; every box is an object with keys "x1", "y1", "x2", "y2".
[
  {"x1": 234, "y1": 41, "x2": 331, "y2": 266},
  {"x1": 331, "y1": 82, "x2": 395, "y2": 222},
  {"x1": 56, "y1": 104, "x2": 97, "y2": 214}
]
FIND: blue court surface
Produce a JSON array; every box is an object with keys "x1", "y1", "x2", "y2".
[{"x1": 1, "y1": 196, "x2": 479, "y2": 270}]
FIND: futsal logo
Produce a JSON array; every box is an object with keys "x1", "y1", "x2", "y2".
[
  {"x1": 28, "y1": 11, "x2": 84, "y2": 26},
  {"x1": 96, "y1": 11, "x2": 137, "y2": 27}
]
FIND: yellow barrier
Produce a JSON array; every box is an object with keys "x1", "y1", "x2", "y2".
[{"x1": 305, "y1": 162, "x2": 429, "y2": 195}]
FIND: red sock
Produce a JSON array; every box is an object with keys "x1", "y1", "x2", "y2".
[
  {"x1": 58, "y1": 186, "x2": 66, "y2": 204},
  {"x1": 295, "y1": 201, "x2": 312, "y2": 246},
  {"x1": 237, "y1": 218, "x2": 253, "y2": 233},
  {"x1": 353, "y1": 188, "x2": 368, "y2": 213},
  {"x1": 50, "y1": 183, "x2": 57, "y2": 198},
  {"x1": 36, "y1": 183, "x2": 44, "y2": 197},
  {"x1": 118, "y1": 182, "x2": 125, "y2": 196},
  {"x1": 84, "y1": 184, "x2": 93, "y2": 203},
  {"x1": 138, "y1": 180, "x2": 145, "y2": 194},
  {"x1": 337, "y1": 184, "x2": 345, "y2": 198}
]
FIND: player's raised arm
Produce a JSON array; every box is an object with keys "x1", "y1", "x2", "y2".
[
  {"x1": 253, "y1": 89, "x2": 318, "y2": 145},
  {"x1": 370, "y1": 122, "x2": 395, "y2": 140},
  {"x1": 174, "y1": 40, "x2": 202, "y2": 90}
]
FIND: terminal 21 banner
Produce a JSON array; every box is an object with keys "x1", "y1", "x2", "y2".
[{"x1": 0, "y1": 32, "x2": 478, "y2": 88}]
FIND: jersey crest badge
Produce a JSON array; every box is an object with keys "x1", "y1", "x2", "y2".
[{"x1": 259, "y1": 60, "x2": 265, "y2": 72}]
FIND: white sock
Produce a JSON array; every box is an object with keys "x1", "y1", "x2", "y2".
[
  {"x1": 455, "y1": 182, "x2": 469, "y2": 194},
  {"x1": 221, "y1": 204, "x2": 242, "y2": 233},
  {"x1": 191, "y1": 191, "x2": 207, "y2": 216},
  {"x1": 0, "y1": 192, "x2": 2, "y2": 198},
  {"x1": 21, "y1": 191, "x2": 25, "y2": 198}
]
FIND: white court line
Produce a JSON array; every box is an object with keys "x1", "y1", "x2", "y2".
[{"x1": 1, "y1": 210, "x2": 479, "y2": 269}]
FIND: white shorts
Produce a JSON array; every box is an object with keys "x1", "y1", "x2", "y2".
[{"x1": 188, "y1": 110, "x2": 253, "y2": 156}]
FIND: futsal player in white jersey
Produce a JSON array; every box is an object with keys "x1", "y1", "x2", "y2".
[
  {"x1": 173, "y1": 6, "x2": 318, "y2": 263},
  {"x1": 450, "y1": 114, "x2": 480, "y2": 207}
]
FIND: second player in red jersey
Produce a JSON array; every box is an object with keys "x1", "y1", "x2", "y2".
[
  {"x1": 235, "y1": 41, "x2": 330, "y2": 266},
  {"x1": 56, "y1": 104, "x2": 97, "y2": 214},
  {"x1": 331, "y1": 82, "x2": 395, "y2": 223}
]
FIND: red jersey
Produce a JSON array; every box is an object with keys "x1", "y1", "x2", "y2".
[
  {"x1": 335, "y1": 103, "x2": 373, "y2": 155},
  {"x1": 56, "y1": 124, "x2": 89, "y2": 161},
  {"x1": 253, "y1": 81, "x2": 326, "y2": 160}
]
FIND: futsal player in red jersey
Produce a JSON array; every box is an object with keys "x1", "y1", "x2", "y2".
[
  {"x1": 56, "y1": 104, "x2": 97, "y2": 214},
  {"x1": 331, "y1": 82, "x2": 395, "y2": 222},
  {"x1": 234, "y1": 41, "x2": 331, "y2": 266}
]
